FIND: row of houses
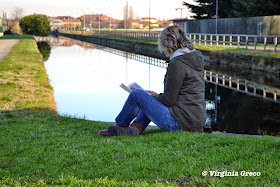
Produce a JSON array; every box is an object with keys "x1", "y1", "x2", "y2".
[{"x1": 47, "y1": 15, "x2": 172, "y2": 30}]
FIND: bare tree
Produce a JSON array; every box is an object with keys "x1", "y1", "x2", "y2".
[
  {"x1": 123, "y1": 5, "x2": 134, "y2": 29},
  {"x1": 2, "y1": 11, "x2": 8, "y2": 20},
  {"x1": 11, "y1": 7, "x2": 24, "y2": 20},
  {"x1": 123, "y1": 6, "x2": 127, "y2": 21},
  {"x1": 129, "y1": 6, "x2": 133, "y2": 20}
]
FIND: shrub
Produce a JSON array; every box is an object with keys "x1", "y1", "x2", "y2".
[{"x1": 20, "y1": 14, "x2": 50, "y2": 36}]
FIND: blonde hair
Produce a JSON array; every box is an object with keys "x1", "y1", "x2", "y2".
[{"x1": 158, "y1": 25, "x2": 194, "y2": 56}]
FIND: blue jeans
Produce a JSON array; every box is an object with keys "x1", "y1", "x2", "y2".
[{"x1": 115, "y1": 89, "x2": 181, "y2": 131}]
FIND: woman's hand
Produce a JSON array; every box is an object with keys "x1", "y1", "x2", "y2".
[{"x1": 145, "y1": 90, "x2": 159, "y2": 96}]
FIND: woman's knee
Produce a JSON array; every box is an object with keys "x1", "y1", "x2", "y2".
[{"x1": 130, "y1": 89, "x2": 146, "y2": 96}]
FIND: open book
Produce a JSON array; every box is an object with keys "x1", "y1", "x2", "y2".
[{"x1": 120, "y1": 82, "x2": 145, "y2": 93}]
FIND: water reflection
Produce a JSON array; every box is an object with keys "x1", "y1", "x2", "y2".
[
  {"x1": 37, "y1": 41, "x2": 51, "y2": 61},
  {"x1": 42, "y1": 36, "x2": 280, "y2": 136},
  {"x1": 206, "y1": 82, "x2": 280, "y2": 136},
  {"x1": 43, "y1": 38, "x2": 166, "y2": 123}
]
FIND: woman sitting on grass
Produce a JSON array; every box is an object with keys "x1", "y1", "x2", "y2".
[{"x1": 99, "y1": 25, "x2": 207, "y2": 136}]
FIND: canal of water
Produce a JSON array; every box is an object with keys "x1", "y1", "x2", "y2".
[{"x1": 38, "y1": 36, "x2": 280, "y2": 136}]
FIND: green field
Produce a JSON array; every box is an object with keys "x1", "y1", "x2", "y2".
[{"x1": 0, "y1": 36, "x2": 280, "y2": 186}]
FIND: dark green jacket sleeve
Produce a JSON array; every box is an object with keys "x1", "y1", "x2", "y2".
[{"x1": 154, "y1": 60, "x2": 186, "y2": 107}]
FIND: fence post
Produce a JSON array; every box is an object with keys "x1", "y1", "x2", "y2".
[
  {"x1": 216, "y1": 35, "x2": 219, "y2": 47},
  {"x1": 238, "y1": 36, "x2": 240, "y2": 48},
  {"x1": 210, "y1": 35, "x2": 213, "y2": 47},
  {"x1": 204, "y1": 70, "x2": 206, "y2": 80},
  {"x1": 216, "y1": 73, "x2": 219, "y2": 83},
  {"x1": 254, "y1": 37, "x2": 257, "y2": 50},
  {"x1": 275, "y1": 37, "x2": 278, "y2": 52},
  {"x1": 194, "y1": 34, "x2": 196, "y2": 45},
  {"x1": 199, "y1": 35, "x2": 201, "y2": 45},
  {"x1": 263, "y1": 88, "x2": 266, "y2": 98},
  {"x1": 210, "y1": 72, "x2": 212, "y2": 82},
  {"x1": 264, "y1": 37, "x2": 267, "y2": 50},
  {"x1": 204, "y1": 35, "x2": 207, "y2": 46},
  {"x1": 230, "y1": 36, "x2": 232, "y2": 47},
  {"x1": 223, "y1": 35, "x2": 225, "y2": 47},
  {"x1": 246, "y1": 36, "x2": 248, "y2": 49},
  {"x1": 237, "y1": 80, "x2": 239, "y2": 90}
]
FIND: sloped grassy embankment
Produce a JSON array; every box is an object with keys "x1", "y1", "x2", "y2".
[{"x1": 0, "y1": 36, "x2": 279, "y2": 186}]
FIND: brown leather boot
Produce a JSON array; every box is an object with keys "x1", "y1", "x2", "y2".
[
  {"x1": 98, "y1": 124, "x2": 128, "y2": 136},
  {"x1": 130, "y1": 121, "x2": 144, "y2": 135},
  {"x1": 98, "y1": 128, "x2": 110, "y2": 136},
  {"x1": 108, "y1": 122, "x2": 142, "y2": 136}
]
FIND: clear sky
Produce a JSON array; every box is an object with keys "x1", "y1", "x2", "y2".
[{"x1": 0, "y1": 0, "x2": 195, "y2": 20}]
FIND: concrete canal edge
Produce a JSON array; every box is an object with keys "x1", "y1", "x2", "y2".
[{"x1": 58, "y1": 32, "x2": 280, "y2": 75}]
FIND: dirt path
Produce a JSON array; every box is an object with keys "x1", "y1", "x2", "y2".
[{"x1": 0, "y1": 39, "x2": 20, "y2": 63}]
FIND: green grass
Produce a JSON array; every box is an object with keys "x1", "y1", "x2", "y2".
[
  {"x1": 194, "y1": 44, "x2": 280, "y2": 58},
  {"x1": 62, "y1": 31, "x2": 280, "y2": 59},
  {"x1": 63, "y1": 31, "x2": 158, "y2": 45},
  {"x1": 89, "y1": 29, "x2": 161, "y2": 33},
  {"x1": 0, "y1": 34, "x2": 34, "y2": 40},
  {"x1": 1, "y1": 36, "x2": 280, "y2": 186}
]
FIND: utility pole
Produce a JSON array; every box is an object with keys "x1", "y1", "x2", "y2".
[
  {"x1": 216, "y1": 0, "x2": 218, "y2": 34},
  {"x1": 99, "y1": 14, "x2": 101, "y2": 33},
  {"x1": 149, "y1": 0, "x2": 151, "y2": 36},
  {"x1": 110, "y1": 9, "x2": 111, "y2": 32},
  {"x1": 83, "y1": 14, "x2": 86, "y2": 30},
  {"x1": 91, "y1": 12, "x2": 93, "y2": 33},
  {"x1": 126, "y1": 0, "x2": 128, "y2": 36}
]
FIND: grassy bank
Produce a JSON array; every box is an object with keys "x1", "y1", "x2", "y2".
[
  {"x1": 1, "y1": 36, "x2": 280, "y2": 186},
  {"x1": 62, "y1": 31, "x2": 280, "y2": 59}
]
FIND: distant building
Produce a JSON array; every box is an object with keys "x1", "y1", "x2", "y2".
[
  {"x1": 0, "y1": 18, "x2": 3, "y2": 37},
  {"x1": 171, "y1": 18, "x2": 188, "y2": 32},
  {"x1": 157, "y1": 20, "x2": 173, "y2": 28},
  {"x1": 49, "y1": 20, "x2": 64, "y2": 30},
  {"x1": 78, "y1": 14, "x2": 121, "y2": 29},
  {"x1": 48, "y1": 16, "x2": 82, "y2": 30},
  {"x1": 139, "y1": 17, "x2": 159, "y2": 29}
]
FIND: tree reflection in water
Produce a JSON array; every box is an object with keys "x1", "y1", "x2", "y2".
[{"x1": 37, "y1": 41, "x2": 51, "y2": 61}]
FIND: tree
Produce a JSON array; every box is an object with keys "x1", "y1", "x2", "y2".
[
  {"x1": 2, "y1": 11, "x2": 8, "y2": 21},
  {"x1": 11, "y1": 7, "x2": 24, "y2": 20},
  {"x1": 231, "y1": 0, "x2": 280, "y2": 17},
  {"x1": 20, "y1": 14, "x2": 50, "y2": 36},
  {"x1": 10, "y1": 20, "x2": 22, "y2": 34},
  {"x1": 183, "y1": 0, "x2": 280, "y2": 19},
  {"x1": 183, "y1": 0, "x2": 233, "y2": 19},
  {"x1": 123, "y1": 5, "x2": 134, "y2": 29}
]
